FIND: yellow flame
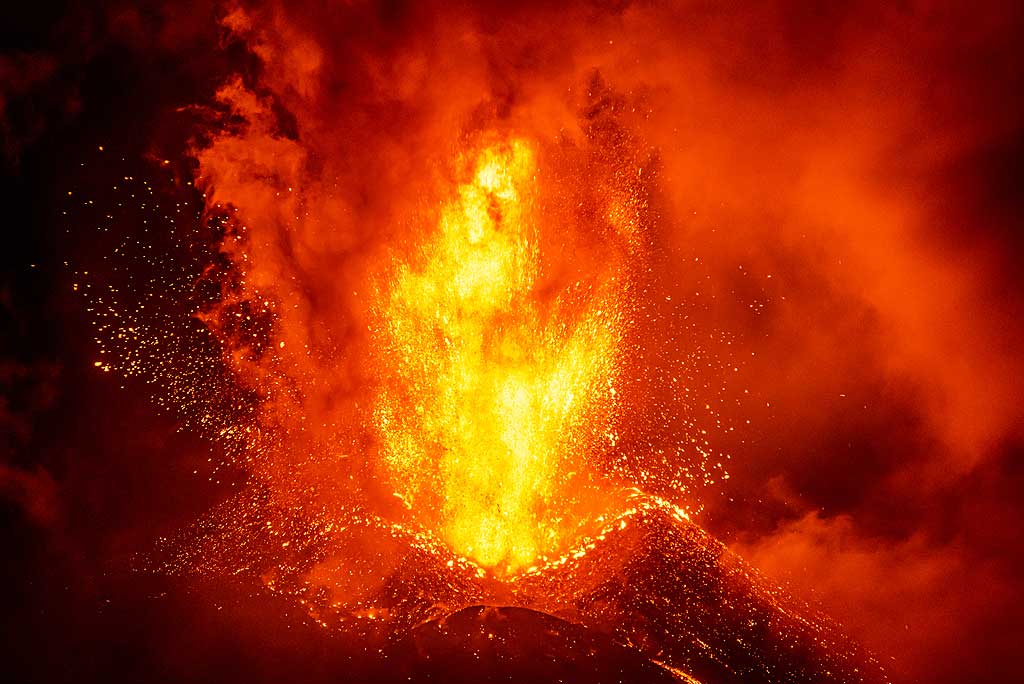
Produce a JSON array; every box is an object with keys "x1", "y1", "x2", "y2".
[{"x1": 374, "y1": 138, "x2": 622, "y2": 573}]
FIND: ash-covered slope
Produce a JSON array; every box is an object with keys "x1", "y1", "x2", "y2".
[
  {"x1": 346, "y1": 493, "x2": 887, "y2": 683},
  {"x1": 507, "y1": 498, "x2": 888, "y2": 684}
]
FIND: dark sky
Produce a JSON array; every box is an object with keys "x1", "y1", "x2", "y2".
[{"x1": 2, "y1": 2, "x2": 1024, "y2": 683}]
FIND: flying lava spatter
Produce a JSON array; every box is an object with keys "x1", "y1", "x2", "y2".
[
  {"x1": 63, "y1": 4, "x2": 892, "y2": 682},
  {"x1": 373, "y1": 138, "x2": 628, "y2": 573}
]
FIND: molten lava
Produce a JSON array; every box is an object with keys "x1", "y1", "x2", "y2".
[{"x1": 373, "y1": 138, "x2": 624, "y2": 573}]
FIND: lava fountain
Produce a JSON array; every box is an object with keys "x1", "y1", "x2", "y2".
[{"x1": 373, "y1": 138, "x2": 627, "y2": 573}]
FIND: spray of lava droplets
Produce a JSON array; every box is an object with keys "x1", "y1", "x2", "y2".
[{"x1": 64, "y1": 3, "x2": 891, "y2": 682}]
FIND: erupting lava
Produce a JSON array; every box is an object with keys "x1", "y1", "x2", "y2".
[
  {"x1": 63, "y1": 3, "x2": 901, "y2": 681},
  {"x1": 373, "y1": 138, "x2": 624, "y2": 572}
]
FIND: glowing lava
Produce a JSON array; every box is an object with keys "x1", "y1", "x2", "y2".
[{"x1": 373, "y1": 138, "x2": 624, "y2": 573}]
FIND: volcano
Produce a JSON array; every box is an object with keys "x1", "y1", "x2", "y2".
[
  {"x1": 389, "y1": 498, "x2": 886, "y2": 683},
  {"x1": 154, "y1": 492, "x2": 884, "y2": 683}
]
